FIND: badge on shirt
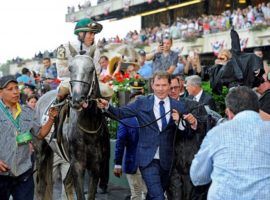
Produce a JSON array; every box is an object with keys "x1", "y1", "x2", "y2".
[{"x1": 16, "y1": 131, "x2": 32, "y2": 145}]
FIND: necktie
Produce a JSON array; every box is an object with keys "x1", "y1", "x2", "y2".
[{"x1": 159, "y1": 100, "x2": 167, "y2": 131}]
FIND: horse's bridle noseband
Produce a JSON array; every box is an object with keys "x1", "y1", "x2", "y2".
[{"x1": 69, "y1": 68, "x2": 97, "y2": 104}]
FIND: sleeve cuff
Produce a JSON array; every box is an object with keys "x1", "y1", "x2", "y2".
[{"x1": 114, "y1": 165, "x2": 122, "y2": 169}]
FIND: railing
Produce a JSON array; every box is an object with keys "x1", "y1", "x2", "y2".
[{"x1": 145, "y1": 27, "x2": 270, "y2": 55}]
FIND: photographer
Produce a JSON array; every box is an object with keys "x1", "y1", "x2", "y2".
[
  {"x1": 184, "y1": 51, "x2": 202, "y2": 76},
  {"x1": 146, "y1": 36, "x2": 178, "y2": 74},
  {"x1": 190, "y1": 86, "x2": 270, "y2": 200}
]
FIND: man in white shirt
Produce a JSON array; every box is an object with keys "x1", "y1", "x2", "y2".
[{"x1": 97, "y1": 71, "x2": 197, "y2": 200}]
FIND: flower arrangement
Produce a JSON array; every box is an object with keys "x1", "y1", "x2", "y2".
[{"x1": 110, "y1": 72, "x2": 142, "y2": 92}]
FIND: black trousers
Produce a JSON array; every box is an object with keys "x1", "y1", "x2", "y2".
[
  {"x1": 0, "y1": 168, "x2": 34, "y2": 200},
  {"x1": 167, "y1": 165, "x2": 210, "y2": 200}
]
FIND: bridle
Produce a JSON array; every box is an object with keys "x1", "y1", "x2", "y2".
[
  {"x1": 69, "y1": 56, "x2": 103, "y2": 134},
  {"x1": 69, "y1": 68, "x2": 97, "y2": 103},
  {"x1": 69, "y1": 56, "x2": 97, "y2": 103}
]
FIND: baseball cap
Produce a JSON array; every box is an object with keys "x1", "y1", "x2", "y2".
[
  {"x1": 0, "y1": 75, "x2": 18, "y2": 89},
  {"x1": 24, "y1": 83, "x2": 36, "y2": 91}
]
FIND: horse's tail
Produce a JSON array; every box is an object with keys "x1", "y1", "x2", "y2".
[{"x1": 34, "y1": 140, "x2": 54, "y2": 200}]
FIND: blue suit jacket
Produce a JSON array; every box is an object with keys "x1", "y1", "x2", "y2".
[
  {"x1": 109, "y1": 94, "x2": 187, "y2": 171},
  {"x1": 114, "y1": 117, "x2": 139, "y2": 174}
]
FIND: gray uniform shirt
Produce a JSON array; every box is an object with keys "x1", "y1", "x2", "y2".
[
  {"x1": 152, "y1": 50, "x2": 178, "y2": 73},
  {"x1": 0, "y1": 102, "x2": 41, "y2": 177}
]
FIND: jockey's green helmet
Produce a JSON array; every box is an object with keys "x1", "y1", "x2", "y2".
[{"x1": 74, "y1": 18, "x2": 103, "y2": 35}]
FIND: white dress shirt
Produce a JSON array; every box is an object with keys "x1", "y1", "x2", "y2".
[
  {"x1": 194, "y1": 89, "x2": 203, "y2": 102},
  {"x1": 153, "y1": 96, "x2": 170, "y2": 159}
]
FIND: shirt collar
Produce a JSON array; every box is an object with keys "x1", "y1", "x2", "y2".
[
  {"x1": 0, "y1": 99, "x2": 21, "y2": 119},
  {"x1": 154, "y1": 95, "x2": 169, "y2": 105},
  {"x1": 195, "y1": 89, "x2": 203, "y2": 101},
  {"x1": 14, "y1": 103, "x2": 22, "y2": 119},
  {"x1": 234, "y1": 110, "x2": 260, "y2": 120}
]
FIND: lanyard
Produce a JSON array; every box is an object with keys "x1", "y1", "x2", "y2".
[{"x1": 0, "y1": 101, "x2": 21, "y2": 133}]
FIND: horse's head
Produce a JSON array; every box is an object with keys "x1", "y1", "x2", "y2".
[{"x1": 69, "y1": 55, "x2": 97, "y2": 110}]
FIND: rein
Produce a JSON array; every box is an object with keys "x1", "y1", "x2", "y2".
[
  {"x1": 87, "y1": 98, "x2": 188, "y2": 129},
  {"x1": 69, "y1": 68, "x2": 103, "y2": 134},
  {"x1": 103, "y1": 108, "x2": 182, "y2": 129},
  {"x1": 93, "y1": 101, "x2": 209, "y2": 129},
  {"x1": 78, "y1": 120, "x2": 103, "y2": 134}
]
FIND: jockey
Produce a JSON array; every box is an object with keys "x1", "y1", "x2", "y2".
[{"x1": 55, "y1": 18, "x2": 103, "y2": 102}]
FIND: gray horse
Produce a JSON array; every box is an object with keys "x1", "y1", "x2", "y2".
[{"x1": 35, "y1": 55, "x2": 110, "y2": 200}]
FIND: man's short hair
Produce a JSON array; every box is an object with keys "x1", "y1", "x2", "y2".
[
  {"x1": 185, "y1": 75, "x2": 202, "y2": 87},
  {"x1": 225, "y1": 86, "x2": 259, "y2": 115},
  {"x1": 99, "y1": 55, "x2": 109, "y2": 62},
  {"x1": 152, "y1": 71, "x2": 171, "y2": 84},
  {"x1": 171, "y1": 74, "x2": 181, "y2": 84},
  {"x1": 22, "y1": 68, "x2": 30, "y2": 75},
  {"x1": 43, "y1": 57, "x2": 51, "y2": 62},
  {"x1": 163, "y1": 33, "x2": 173, "y2": 43}
]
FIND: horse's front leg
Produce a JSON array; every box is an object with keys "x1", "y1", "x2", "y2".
[
  {"x1": 63, "y1": 167, "x2": 75, "y2": 200},
  {"x1": 70, "y1": 161, "x2": 85, "y2": 200},
  {"x1": 87, "y1": 170, "x2": 99, "y2": 200}
]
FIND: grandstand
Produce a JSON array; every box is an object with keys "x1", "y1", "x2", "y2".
[
  {"x1": 4, "y1": 0, "x2": 270, "y2": 75},
  {"x1": 66, "y1": 0, "x2": 270, "y2": 66},
  {"x1": 66, "y1": 0, "x2": 265, "y2": 26}
]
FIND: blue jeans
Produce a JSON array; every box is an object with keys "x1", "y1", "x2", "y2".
[{"x1": 0, "y1": 168, "x2": 34, "y2": 200}]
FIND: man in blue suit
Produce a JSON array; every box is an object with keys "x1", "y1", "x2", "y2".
[{"x1": 97, "y1": 71, "x2": 197, "y2": 200}]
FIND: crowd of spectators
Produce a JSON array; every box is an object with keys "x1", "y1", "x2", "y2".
[
  {"x1": 97, "y1": 2, "x2": 270, "y2": 48},
  {"x1": 10, "y1": 3, "x2": 270, "y2": 68}
]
